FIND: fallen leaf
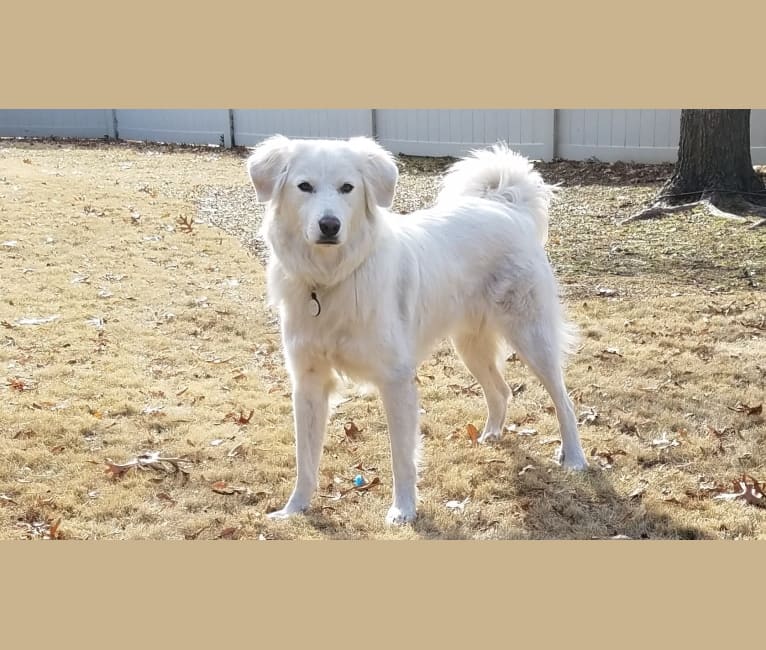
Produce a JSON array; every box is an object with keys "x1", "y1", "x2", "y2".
[
  {"x1": 343, "y1": 421, "x2": 363, "y2": 440},
  {"x1": 705, "y1": 424, "x2": 733, "y2": 439},
  {"x1": 714, "y1": 475, "x2": 766, "y2": 508},
  {"x1": 177, "y1": 215, "x2": 195, "y2": 233},
  {"x1": 224, "y1": 409, "x2": 254, "y2": 425},
  {"x1": 211, "y1": 481, "x2": 235, "y2": 494},
  {"x1": 185, "y1": 523, "x2": 213, "y2": 540},
  {"x1": 87, "y1": 405, "x2": 103, "y2": 419},
  {"x1": 466, "y1": 423, "x2": 479, "y2": 446},
  {"x1": 17, "y1": 517, "x2": 63, "y2": 540},
  {"x1": 156, "y1": 492, "x2": 176, "y2": 505},
  {"x1": 104, "y1": 452, "x2": 191, "y2": 479},
  {"x1": 591, "y1": 448, "x2": 627, "y2": 467},
  {"x1": 727, "y1": 402, "x2": 762, "y2": 416},
  {"x1": 705, "y1": 301, "x2": 739, "y2": 315},
  {"x1": 211, "y1": 480, "x2": 248, "y2": 495},
  {"x1": 48, "y1": 518, "x2": 62, "y2": 539},
  {"x1": 217, "y1": 527, "x2": 239, "y2": 540},
  {"x1": 6, "y1": 377, "x2": 34, "y2": 391}
]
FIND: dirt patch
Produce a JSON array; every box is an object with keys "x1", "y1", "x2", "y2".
[{"x1": 1, "y1": 138, "x2": 764, "y2": 539}]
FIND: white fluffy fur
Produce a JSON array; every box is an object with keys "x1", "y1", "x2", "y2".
[{"x1": 247, "y1": 136, "x2": 588, "y2": 526}]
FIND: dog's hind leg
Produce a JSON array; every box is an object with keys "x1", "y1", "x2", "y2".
[
  {"x1": 501, "y1": 312, "x2": 588, "y2": 471},
  {"x1": 267, "y1": 367, "x2": 333, "y2": 519},
  {"x1": 452, "y1": 331, "x2": 510, "y2": 444}
]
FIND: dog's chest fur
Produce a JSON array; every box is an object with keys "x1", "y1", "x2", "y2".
[{"x1": 272, "y1": 261, "x2": 395, "y2": 381}]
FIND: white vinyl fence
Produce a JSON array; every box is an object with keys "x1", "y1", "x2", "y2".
[
  {"x1": 231, "y1": 110, "x2": 373, "y2": 145},
  {"x1": 375, "y1": 109, "x2": 554, "y2": 160},
  {"x1": 556, "y1": 110, "x2": 681, "y2": 163},
  {"x1": 0, "y1": 110, "x2": 117, "y2": 140},
  {"x1": 2, "y1": 109, "x2": 766, "y2": 164},
  {"x1": 114, "y1": 110, "x2": 232, "y2": 147}
]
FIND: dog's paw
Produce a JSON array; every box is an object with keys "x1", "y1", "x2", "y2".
[
  {"x1": 557, "y1": 447, "x2": 589, "y2": 471},
  {"x1": 477, "y1": 429, "x2": 502, "y2": 444},
  {"x1": 385, "y1": 505, "x2": 417, "y2": 526},
  {"x1": 266, "y1": 503, "x2": 307, "y2": 520}
]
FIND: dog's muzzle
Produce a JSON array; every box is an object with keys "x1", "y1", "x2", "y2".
[{"x1": 317, "y1": 215, "x2": 341, "y2": 244}]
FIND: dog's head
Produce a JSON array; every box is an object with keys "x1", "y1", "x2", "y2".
[{"x1": 246, "y1": 135, "x2": 398, "y2": 247}]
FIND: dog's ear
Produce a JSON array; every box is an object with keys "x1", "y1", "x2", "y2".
[
  {"x1": 246, "y1": 135, "x2": 292, "y2": 203},
  {"x1": 350, "y1": 137, "x2": 398, "y2": 209}
]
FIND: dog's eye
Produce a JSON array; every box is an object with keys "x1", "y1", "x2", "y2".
[
  {"x1": 297, "y1": 181, "x2": 314, "y2": 193},
  {"x1": 339, "y1": 183, "x2": 354, "y2": 194}
]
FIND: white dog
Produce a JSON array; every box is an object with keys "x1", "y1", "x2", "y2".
[{"x1": 246, "y1": 135, "x2": 588, "y2": 525}]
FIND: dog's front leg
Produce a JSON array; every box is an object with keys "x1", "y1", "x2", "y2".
[
  {"x1": 378, "y1": 372, "x2": 421, "y2": 525},
  {"x1": 267, "y1": 369, "x2": 331, "y2": 520}
]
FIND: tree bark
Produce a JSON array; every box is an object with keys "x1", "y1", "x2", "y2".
[
  {"x1": 622, "y1": 109, "x2": 766, "y2": 224},
  {"x1": 660, "y1": 109, "x2": 765, "y2": 202}
]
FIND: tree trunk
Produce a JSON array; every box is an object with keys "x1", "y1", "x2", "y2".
[
  {"x1": 661, "y1": 109, "x2": 765, "y2": 203},
  {"x1": 623, "y1": 109, "x2": 766, "y2": 224}
]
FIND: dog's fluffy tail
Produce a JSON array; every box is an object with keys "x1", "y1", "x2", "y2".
[{"x1": 436, "y1": 143, "x2": 555, "y2": 245}]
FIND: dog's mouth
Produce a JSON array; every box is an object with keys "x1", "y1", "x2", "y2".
[{"x1": 315, "y1": 237, "x2": 340, "y2": 246}]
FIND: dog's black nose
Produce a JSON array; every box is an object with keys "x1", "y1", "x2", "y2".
[{"x1": 318, "y1": 215, "x2": 341, "y2": 238}]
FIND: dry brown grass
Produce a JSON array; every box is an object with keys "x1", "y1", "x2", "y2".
[{"x1": 1, "y1": 139, "x2": 764, "y2": 540}]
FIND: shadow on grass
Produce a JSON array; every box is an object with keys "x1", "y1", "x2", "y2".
[{"x1": 288, "y1": 435, "x2": 714, "y2": 541}]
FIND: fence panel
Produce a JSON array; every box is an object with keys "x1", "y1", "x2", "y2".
[
  {"x1": 375, "y1": 109, "x2": 555, "y2": 160},
  {"x1": 0, "y1": 109, "x2": 115, "y2": 139},
  {"x1": 113, "y1": 110, "x2": 232, "y2": 147},
  {"x1": 232, "y1": 110, "x2": 373, "y2": 146},
  {"x1": 556, "y1": 109, "x2": 681, "y2": 163},
  {"x1": 1, "y1": 109, "x2": 765, "y2": 164}
]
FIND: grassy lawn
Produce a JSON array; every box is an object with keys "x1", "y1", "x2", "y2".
[{"x1": 1, "y1": 139, "x2": 764, "y2": 539}]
